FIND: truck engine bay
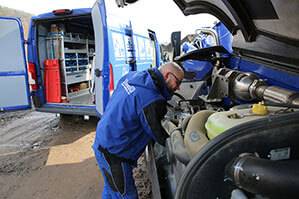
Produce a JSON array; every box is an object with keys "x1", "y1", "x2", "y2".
[
  {"x1": 149, "y1": 47, "x2": 299, "y2": 199},
  {"x1": 114, "y1": 0, "x2": 299, "y2": 198}
]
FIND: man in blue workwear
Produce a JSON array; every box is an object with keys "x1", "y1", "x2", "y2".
[{"x1": 93, "y1": 62, "x2": 184, "y2": 198}]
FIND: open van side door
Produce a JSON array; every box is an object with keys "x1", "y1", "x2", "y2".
[
  {"x1": 0, "y1": 17, "x2": 31, "y2": 111},
  {"x1": 92, "y1": 0, "x2": 110, "y2": 115}
]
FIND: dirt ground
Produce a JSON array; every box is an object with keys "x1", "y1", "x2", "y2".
[{"x1": 0, "y1": 110, "x2": 151, "y2": 199}]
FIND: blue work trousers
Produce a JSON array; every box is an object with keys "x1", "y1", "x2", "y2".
[{"x1": 93, "y1": 146, "x2": 138, "y2": 199}]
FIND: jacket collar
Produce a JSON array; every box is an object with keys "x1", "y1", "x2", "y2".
[{"x1": 148, "y1": 68, "x2": 173, "y2": 101}]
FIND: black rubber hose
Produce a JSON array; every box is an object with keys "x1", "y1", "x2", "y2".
[
  {"x1": 173, "y1": 92, "x2": 186, "y2": 101},
  {"x1": 226, "y1": 155, "x2": 299, "y2": 198}
]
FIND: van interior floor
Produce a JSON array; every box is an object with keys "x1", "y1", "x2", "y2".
[{"x1": 68, "y1": 93, "x2": 94, "y2": 105}]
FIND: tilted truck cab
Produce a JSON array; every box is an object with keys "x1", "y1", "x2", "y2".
[
  {"x1": 0, "y1": 0, "x2": 161, "y2": 117},
  {"x1": 119, "y1": 0, "x2": 299, "y2": 198}
]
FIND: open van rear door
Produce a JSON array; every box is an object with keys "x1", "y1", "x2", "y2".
[
  {"x1": 0, "y1": 17, "x2": 31, "y2": 111},
  {"x1": 92, "y1": 0, "x2": 110, "y2": 115}
]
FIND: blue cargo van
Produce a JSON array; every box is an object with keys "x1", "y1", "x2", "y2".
[{"x1": 0, "y1": 0, "x2": 160, "y2": 117}]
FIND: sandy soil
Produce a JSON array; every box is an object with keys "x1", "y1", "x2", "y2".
[{"x1": 0, "y1": 110, "x2": 151, "y2": 199}]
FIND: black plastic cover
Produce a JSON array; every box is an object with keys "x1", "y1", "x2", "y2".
[
  {"x1": 173, "y1": 0, "x2": 299, "y2": 69},
  {"x1": 174, "y1": 46, "x2": 230, "y2": 62}
]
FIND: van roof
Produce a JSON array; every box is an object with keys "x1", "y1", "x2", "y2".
[{"x1": 32, "y1": 8, "x2": 91, "y2": 20}]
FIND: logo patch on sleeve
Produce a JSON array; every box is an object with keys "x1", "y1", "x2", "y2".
[{"x1": 121, "y1": 79, "x2": 136, "y2": 95}]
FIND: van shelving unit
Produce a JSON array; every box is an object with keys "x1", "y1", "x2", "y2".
[{"x1": 46, "y1": 32, "x2": 95, "y2": 102}]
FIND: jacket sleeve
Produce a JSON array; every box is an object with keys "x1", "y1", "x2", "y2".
[{"x1": 140, "y1": 100, "x2": 169, "y2": 146}]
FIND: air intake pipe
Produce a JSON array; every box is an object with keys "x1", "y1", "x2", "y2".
[
  {"x1": 162, "y1": 120, "x2": 191, "y2": 165},
  {"x1": 221, "y1": 69, "x2": 299, "y2": 107},
  {"x1": 255, "y1": 85, "x2": 299, "y2": 107},
  {"x1": 225, "y1": 154, "x2": 299, "y2": 198},
  {"x1": 170, "y1": 129, "x2": 191, "y2": 165}
]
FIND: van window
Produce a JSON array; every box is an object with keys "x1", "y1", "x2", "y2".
[
  {"x1": 111, "y1": 31, "x2": 126, "y2": 60},
  {"x1": 137, "y1": 37, "x2": 146, "y2": 59}
]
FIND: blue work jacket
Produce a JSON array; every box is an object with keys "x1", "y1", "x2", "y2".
[{"x1": 94, "y1": 68, "x2": 172, "y2": 163}]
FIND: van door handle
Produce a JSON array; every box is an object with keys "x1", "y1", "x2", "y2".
[{"x1": 95, "y1": 69, "x2": 102, "y2": 77}]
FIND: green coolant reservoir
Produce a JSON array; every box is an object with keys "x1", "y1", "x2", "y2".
[{"x1": 205, "y1": 104, "x2": 280, "y2": 139}]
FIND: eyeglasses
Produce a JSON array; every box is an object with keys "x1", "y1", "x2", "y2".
[{"x1": 169, "y1": 72, "x2": 182, "y2": 85}]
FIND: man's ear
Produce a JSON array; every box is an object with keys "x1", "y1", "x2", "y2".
[{"x1": 164, "y1": 72, "x2": 169, "y2": 80}]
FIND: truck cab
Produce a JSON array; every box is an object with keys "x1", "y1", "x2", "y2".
[
  {"x1": 119, "y1": 0, "x2": 299, "y2": 198},
  {"x1": 0, "y1": 0, "x2": 161, "y2": 116}
]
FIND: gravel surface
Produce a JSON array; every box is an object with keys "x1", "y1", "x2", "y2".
[
  {"x1": 0, "y1": 110, "x2": 33, "y2": 126},
  {"x1": 0, "y1": 110, "x2": 59, "y2": 154},
  {"x1": 134, "y1": 155, "x2": 152, "y2": 199},
  {"x1": 0, "y1": 110, "x2": 152, "y2": 199}
]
